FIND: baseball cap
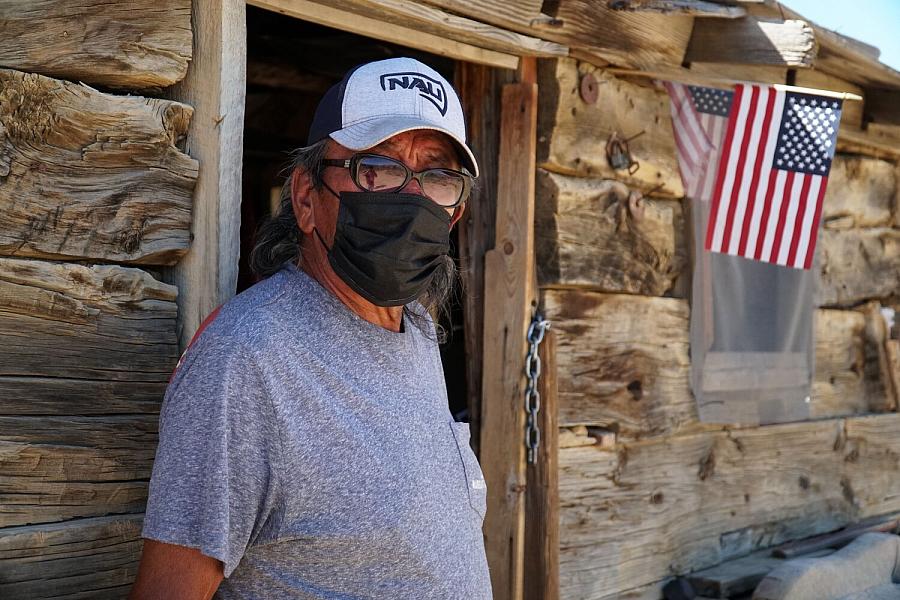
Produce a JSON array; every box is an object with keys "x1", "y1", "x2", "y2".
[{"x1": 307, "y1": 57, "x2": 479, "y2": 178}]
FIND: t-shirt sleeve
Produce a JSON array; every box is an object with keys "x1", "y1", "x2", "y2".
[{"x1": 142, "y1": 332, "x2": 282, "y2": 577}]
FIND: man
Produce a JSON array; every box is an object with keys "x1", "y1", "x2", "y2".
[{"x1": 130, "y1": 57, "x2": 492, "y2": 599}]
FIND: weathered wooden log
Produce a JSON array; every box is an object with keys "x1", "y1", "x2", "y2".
[
  {"x1": 0, "y1": 0, "x2": 191, "y2": 90},
  {"x1": 544, "y1": 289, "x2": 887, "y2": 438},
  {"x1": 0, "y1": 378, "x2": 165, "y2": 415},
  {"x1": 686, "y1": 18, "x2": 817, "y2": 68},
  {"x1": 535, "y1": 170, "x2": 686, "y2": 295},
  {"x1": 558, "y1": 413, "x2": 900, "y2": 600},
  {"x1": 816, "y1": 228, "x2": 900, "y2": 307},
  {"x1": 823, "y1": 155, "x2": 896, "y2": 228},
  {"x1": 541, "y1": 1, "x2": 695, "y2": 70},
  {"x1": 390, "y1": 0, "x2": 546, "y2": 35},
  {"x1": 0, "y1": 258, "x2": 179, "y2": 381},
  {"x1": 537, "y1": 58, "x2": 683, "y2": 197},
  {"x1": 0, "y1": 69, "x2": 197, "y2": 265},
  {"x1": 0, "y1": 415, "x2": 157, "y2": 527},
  {"x1": 0, "y1": 515, "x2": 143, "y2": 599}
]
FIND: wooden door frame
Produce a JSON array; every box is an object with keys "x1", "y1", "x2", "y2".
[
  {"x1": 167, "y1": 0, "x2": 247, "y2": 348},
  {"x1": 174, "y1": 2, "x2": 556, "y2": 599}
]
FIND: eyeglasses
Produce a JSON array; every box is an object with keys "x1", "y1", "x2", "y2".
[{"x1": 322, "y1": 153, "x2": 474, "y2": 208}]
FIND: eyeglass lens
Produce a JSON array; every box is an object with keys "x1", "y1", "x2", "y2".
[{"x1": 354, "y1": 155, "x2": 465, "y2": 207}]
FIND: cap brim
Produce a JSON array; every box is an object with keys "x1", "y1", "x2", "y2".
[{"x1": 330, "y1": 116, "x2": 479, "y2": 178}]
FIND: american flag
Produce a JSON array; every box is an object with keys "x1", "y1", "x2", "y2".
[
  {"x1": 705, "y1": 84, "x2": 843, "y2": 269},
  {"x1": 664, "y1": 82, "x2": 733, "y2": 201}
]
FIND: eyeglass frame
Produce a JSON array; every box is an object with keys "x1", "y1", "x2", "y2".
[{"x1": 321, "y1": 153, "x2": 475, "y2": 209}]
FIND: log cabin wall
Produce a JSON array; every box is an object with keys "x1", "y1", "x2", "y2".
[
  {"x1": 535, "y1": 55, "x2": 900, "y2": 600},
  {"x1": 0, "y1": 1, "x2": 195, "y2": 597}
]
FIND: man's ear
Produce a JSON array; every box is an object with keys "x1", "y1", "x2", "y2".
[{"x1": 290, "y1": 167, "x2": 316, "y2": 235}]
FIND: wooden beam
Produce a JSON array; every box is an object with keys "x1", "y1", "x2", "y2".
[
  {"x1": 558, "y1": 413, "x2": 900, "y2": 599},
  {"x1": 524, "y1": 330, "x2": 560, "y2": 600},
  {"x1": 0, "y1": 69, "x2": 197, "y2": 265},
  {"x1": 686, "y1": 18, "x2": 817, "y2": 68},
  {"x1": 537, "y1": 59, "x2": 684, "y2": 198},
  {"x1": 771, "y1": 3, "x2": 900, "y2": 90},
  {"x1": 0, "y1": 258, "x2": 179, "y2": 381},
  {"x1": 815, "y1": 228, "x2": 900, "y2": 307},
  {"x1": 0, "y1": 415, "x2": 157, "y2": 527},
  {"x1": 417, "y1": 0, "x2": 545, "y2": 33},
  {"x1": 541, "y1": 0, "x2": 696, "y2": 70},
  {"x1": 0, "y1": 378, "x2": 164, "y2": 416},
  {"x1": 822, "y1": 155, "x2": 896, "y2": 228},
  {"x1": 456, "y1": 63, "x2": 517, "y2": 453},
  {"x1": 480, "y1": 81, "x2": 538, "y2": 600},
  {"x1": 248, "y1": 0, "x2": 519, "y2": 70},
  {"x1": 166, "y1": 0, "x2": 247, "y2": 347},
  {"x1": 535, "y1": 171, "x2": 687, "y2": 296},
  {"x1": 607, "y1": 0, "x2": 747, "y2": 18},
  {"x1": 0, "y1": 0, "x2": 191, "y2": 91},
  {"x1": 0, "y1": 515, "x2": 143, "y2": 599},
  {"x1": 311, "y1": 0, "x2": 566, "y2": 58},
  {"x1": 543, "y1": 289, "x2": 893, "y2": 438}
]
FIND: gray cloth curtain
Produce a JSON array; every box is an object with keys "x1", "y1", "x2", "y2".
[{"x1": 689, "y1": 198, "x2": 815, "y2": 425}]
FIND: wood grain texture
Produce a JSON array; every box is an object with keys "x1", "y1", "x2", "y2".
[
  {"x1": 816, "y1": 228, "x2": 900, "y2": 307},
  {"x1": 0, "y1": 377, "x2": 164, "y2": 416},
  {"x1": 0, "y1": 415, "x2": 156, "y2": 527},
  {"x1": 165, "y1": 0, "x2": 246, "y2": 347},
  {"x1": 314, "y1": 0, "x2": 566, "y2": 58},
  {"x1": 0, "y1": 258, "x2": 179, "y2": 381},
  {"x1": 543, "y1": 290, "x2": 694, "y2": 437},
  {"x1": 0, "y1": 515, "x2": 143, "y2": 599},
  {"x1": 537, "y1": 58, "x2": 683, "y2": 198},
  {"x1": 535, "y1": 170, "x2": 687, "y2": 295},
  {"x1": 542, "y1": 0, "x2": 695, "y2": 70},
  {"x1": 524, "y1": 331, "x2": 559, "y2": 600},
  {"x1": 544, "y1": 290, "x2": 889, "y2": 439},
  {"x1": 822, "y1": 155, "x2": 896, "y2": 228},
  {"x1": 456, "y1": 64, "x2": 517, "y2": 454},
  {"x1": 0, "y1": 69, "x2": 197, "y2": 265},
  {"x1": 480, "y1": 82, "x2": 538, "y2": 600},
  {"x1": 558, "y1": 413, "x2": 900, "y2": 600},
  {"x1": 248, "y1": 0, "x2": 518, "y2": 69},
  {"x1": 608, "y1": 0, "x2": 747, "y2": 18},
  {"x1": 686, "y1": 18, "x2": 817, "y2": 67},
  {"x1": 417, "y1": 0, "x2": 544, "y2": 33},
  {"x1": 0, "y1": 0, "x2": 191, "y2": 90}
]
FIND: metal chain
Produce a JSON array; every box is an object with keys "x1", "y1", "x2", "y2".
[{"x1": 525, "y1": 313, "x2": 551, "y2": 464}]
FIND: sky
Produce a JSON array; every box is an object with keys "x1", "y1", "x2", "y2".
[{"x1": 783, "y1": 0, "x2": 900, "y2": 71}]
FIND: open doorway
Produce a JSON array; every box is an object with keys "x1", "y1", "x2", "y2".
[{"x1": 240, "y1": 5, "x2": 470, "y2": 422}]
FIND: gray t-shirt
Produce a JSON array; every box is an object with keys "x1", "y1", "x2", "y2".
[{"x1": 142, "y1": 263, "x2": 492, "y2": 599}]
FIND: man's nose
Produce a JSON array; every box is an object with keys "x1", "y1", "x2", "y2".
[{"x1": 400, "y1": 176, "x2": 425, "y2": 195}]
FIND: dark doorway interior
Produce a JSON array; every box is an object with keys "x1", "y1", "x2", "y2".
[{"x1": 241, "y1": 6, "x2": 469, "y2": 420}]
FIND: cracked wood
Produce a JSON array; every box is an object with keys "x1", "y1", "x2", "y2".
[
  {"x1": 559, "y1": 413, "x2": 900, "y2": 600},
  {"x1": 0, "y1": 69, "x2": 197, "y2": 265},
  {"x1": 0, "y1": 0, "x2": 191, "y2": 90},
  {"x1": 543, "y1": 289, "x2": 893, "y2": 438}
]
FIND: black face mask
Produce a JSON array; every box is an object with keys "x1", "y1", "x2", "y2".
[{"x1": 314, "y1": 190, "x2": 451, "y2": 307}]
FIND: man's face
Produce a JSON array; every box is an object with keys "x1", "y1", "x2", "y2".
[{"x1": 300, "y1": 130, "x2": 464, "y2": 246}]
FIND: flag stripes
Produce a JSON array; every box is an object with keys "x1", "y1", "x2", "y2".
[{"x1": 704, "y1": 84, "x2": 841, "y2": 269}]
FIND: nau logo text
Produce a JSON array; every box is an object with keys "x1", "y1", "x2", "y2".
[{"x1": 379, "y1": 72, "x2": 448, "y2": 116}]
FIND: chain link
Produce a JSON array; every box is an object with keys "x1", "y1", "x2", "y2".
[{"x1": 525, "y1": 313, "x2": 550, "y2": 464}]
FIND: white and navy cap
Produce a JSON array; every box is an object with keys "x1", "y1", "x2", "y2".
[{"x1": 307, "y1": 57, "x2": 479, "y2": 178}]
